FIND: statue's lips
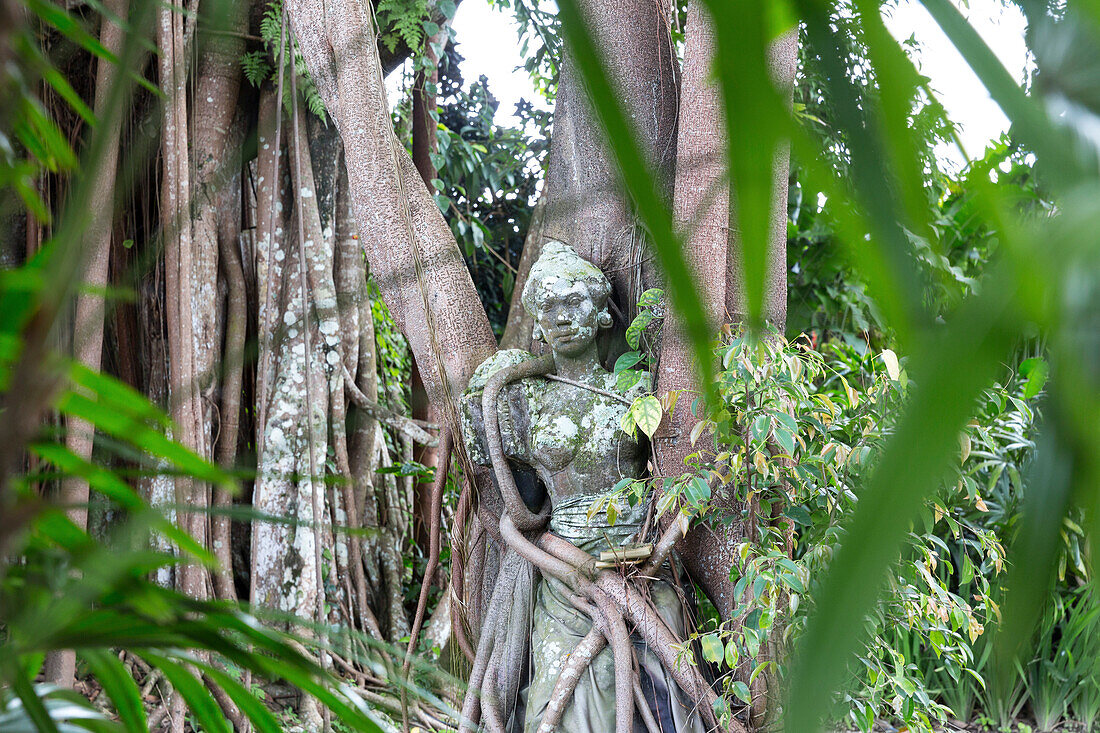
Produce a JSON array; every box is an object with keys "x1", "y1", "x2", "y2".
[{"x1": 550, "y1": 329, "x2": 579, "y2": 342}]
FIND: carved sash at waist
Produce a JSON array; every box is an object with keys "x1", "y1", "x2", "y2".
[{"x1": 548, "y1": 491, "x2": 645, "y2": 553}]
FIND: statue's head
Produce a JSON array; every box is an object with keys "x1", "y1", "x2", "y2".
[{"x1": 522, "y1": 241, "x2": 613, "y2": 357}]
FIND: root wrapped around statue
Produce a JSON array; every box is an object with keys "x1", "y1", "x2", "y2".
[{"x1": 458, "y1": 242, "x2": 727, "y2": 733}]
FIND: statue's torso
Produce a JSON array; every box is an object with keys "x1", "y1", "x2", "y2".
[{"x1": 523, "y1": 373, "x2": 647, "y2": 503}]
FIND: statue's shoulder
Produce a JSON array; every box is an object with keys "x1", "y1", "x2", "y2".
[
  {"x1": 464, "y1": 349, "x2": 541, "y2": 394},
  {"x1": 461, "y1": 349, "x2": 544, "y2": 465}
]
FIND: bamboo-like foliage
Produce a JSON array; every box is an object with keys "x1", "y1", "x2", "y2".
[{"x1": 553, "y1": 0, "x2": 1100, "y2": 730}]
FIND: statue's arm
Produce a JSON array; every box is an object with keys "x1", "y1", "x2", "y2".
[
  {"x1": 460, "y1": 379, "x2": 535, "y2": 466},
  {"x1": 461, "y1": 350, "x2": 548, "y2": 515}
]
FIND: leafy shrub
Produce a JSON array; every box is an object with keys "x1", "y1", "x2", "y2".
[{"x1": 654, "y1": 327, "x2": 1044, "y2": 733}]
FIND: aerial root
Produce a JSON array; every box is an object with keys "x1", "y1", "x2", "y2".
[
  {"x1": 450, "y1": 468, "x2": 477, "y2": 665},
  {"x1": 402, "y1": 429, "x2": 452, "y2": 731},
  {"x1": 469, "y1": 355, "x2": 738, "y2": 733},
  {"x1": 480, "y1": 650, "x2": 508, "y2": 733},
  {"x1": 458, "y1": 562, "x2": 514, "y2": 733},
  {"x1": 538, "y1": 532, "x2": 737, "y2": 733},
  {"x1": 591, "y1": 586, "x2": 636, "y2": 733},
  {"x1": 535, "y1": 627, "x2": 608, "y2": 733}
]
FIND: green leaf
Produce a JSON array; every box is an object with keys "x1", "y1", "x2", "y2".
[
  {"x1": 637, "y1": 288, "x2": 663, "y2": 310},
  {"x1": 750, "y1": 414, "x2": 770, "y2": 446},
  {"x1": 731, "y1": 680, "x2": 752, "y2": 704},
  {"x1": 774, "y1": 426, "x2": 795, "y2": 456},
  {"x1": 5, "y1": 660, "x2": 60, "y2": 733},
  {"x1": 685, "y1": 476, "x2": 711, "y2": 508},
  {"x1": 960, "y1": 554, "x2": 974, "y2": 586},
  {"x1": 781, "y1": 572, "x2": 806, "y2": 594},
  {"x1": 29, "y1": 442, "x2": 214, "y2": 565},
  {"x1": 625, "y1": 310, "x2": 655, "y2": 349},
  {"x1": 81, "y1": 649, "x2": 147, "y2": 733},
  {"x1": 783, "y1": 504, "x2": 812, "y2": 527},
  {"x1": 725, "y1": 639, "x2": 740, "y2": 669},
  {"x1": 619, "y1": 409, "x2": 637, "y2": 438},
  {"x1": 614, "y1": 351, "x2": 643, "y2": 373},
  {"x1": 630, "y1": 394, "x2": 663, "y2": 438},
  {"x1": 701, "y1": 633, "x2": 724, "y2": 663},
  {"x1": 782, "y1": 269, "x2": 1018, "y2": 733},
  {"x1": 24, "y1": 0, "x2": 117, "y2": 63},
  {"x1": 141, "y1": 654, "x2": 231, "y2": 733},
  {"x1": 197, "y1": 664, "x2": 281, "y2": 733},
  {"x1": 1020, "y1": 357, "x2": 1049, "y2": 399},
  {"x1": 617, "y1": 369, "x2": 643, "y2": 393},
  {"x1": 56, "y1": 390, "x2": 229, "y2": 486}
]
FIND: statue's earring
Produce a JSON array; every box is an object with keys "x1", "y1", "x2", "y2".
[
  {"x1": 597, "y1": 311, "x2": 613, "y2": 328},
  {"x1": 533, "y1": 326, "x2": 546, "y2": 343}
]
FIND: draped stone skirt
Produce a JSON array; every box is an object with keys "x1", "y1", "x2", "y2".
[{"x1": 517, "y1": 494, "x2": 705, "y2": 733}]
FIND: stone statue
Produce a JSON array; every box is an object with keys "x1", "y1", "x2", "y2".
[{"x1": 460, "y1": 242, "x2": 707, "y2": 733}]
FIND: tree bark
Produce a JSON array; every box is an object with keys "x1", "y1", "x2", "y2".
[
  {"x1": 158, "y1": 0, "x2": 209, "y2": 605},
  {"x1": 251, "y1": 93, "x2": 337, "y2": 633},
  {"x1": 654, "y1": 0, "x2": 799, "y2": 624},
  {"x1": 43, "y1": 0, "x2": 128, "y2": 688},
  {"x1": 499, "y1": 198, "x2": 545, "y2": 352},
  {"x1": 653, "y1": 0, "x2": 734, "y2": 617},
  {"x1": 541, "y1": 0, "x2": 679, "y2": 317},
  {"x1": 191, "y1": 0, "x2": 248, "y2": 604},
  {"x1": 283, "y1": 0, "x2": 496, "y2": 420},
  {"x1": 410, "y1": 24, "x2": 449, "y2": 562}
]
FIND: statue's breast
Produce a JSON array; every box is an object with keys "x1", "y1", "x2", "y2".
[{"x1": 532, "y1": 413, "x2": 584, "y2": 471}]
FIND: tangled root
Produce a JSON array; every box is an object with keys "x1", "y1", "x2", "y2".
[{"x1": 457, "y1": 356, "x2": 744, "y2": 733}]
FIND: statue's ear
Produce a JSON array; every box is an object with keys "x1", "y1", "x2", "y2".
[
  {"x1": 532, "y1": 325, "x2": 546, "y2": 343},
  {"x1": 597, "y1": 310, "x2": 613, "y2": 328}
]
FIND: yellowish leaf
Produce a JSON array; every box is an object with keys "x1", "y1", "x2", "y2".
[
  {"x1": 840, "y1": 375, "x2": 859, "y2": 408},
  {"x1": 792, "y1": 357, "x2": 804, "y2": 382},
  {"x1": 689, "y1": 419, "x2": 707, "y2": 447},
  {"x1": 881, "y1": 348, "x2": 900, "y2": 381},
  {"x1": 631, "y1": 395, "x2": 663, "y2": 438}
]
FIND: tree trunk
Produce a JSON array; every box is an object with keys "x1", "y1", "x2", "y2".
[
  {"x1": 251, "y1": 93, "x2": 336, "y2": 631},
  {"x1": 43, "y1": 0, "x2": 128, "y2": 688},
  {"x1": 499, "y1": 198, "x2": 545, "y2": 352},
  {"x1": 654, "y1": 0, "x2": 735, "y2": 617},
  {"x1": 541, "y1": 0, "x2": 679, "y2": 317},
  {"x1": 655, "y1": 7, "x2": 798, "y2": 726},
  {"x1": 191, "y1": 0, "x2": 247, "y2": 603},
  {"x1": 158, "y1": 0, "x2": 209, "y2": 605},
  {"x1": 284, "y1": 0, "x2": 496, "y2": 420},
  {"x1": 410, "y1": 24, "x2": 453, "y2": 566}
]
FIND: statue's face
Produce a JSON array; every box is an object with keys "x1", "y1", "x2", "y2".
[{"x1": 534, "y1": 278, "x2": 600, "y2": 357}]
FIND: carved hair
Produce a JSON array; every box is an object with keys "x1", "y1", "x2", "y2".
[{"x1": 521, "y1": 240, "x2": 613, "y2": 319}]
